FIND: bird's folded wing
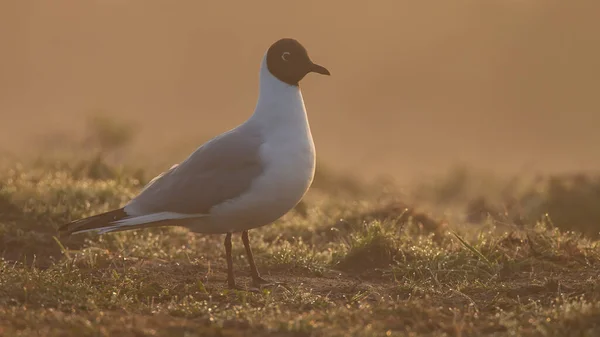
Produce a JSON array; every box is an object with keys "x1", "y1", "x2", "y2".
[{"x1": 125, "y1": 126, "x2": 264, "y2": 216}]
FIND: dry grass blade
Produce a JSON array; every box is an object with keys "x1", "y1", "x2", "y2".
[{"x1": 451, "y1": 231, "x2": 494, "y2": 269}]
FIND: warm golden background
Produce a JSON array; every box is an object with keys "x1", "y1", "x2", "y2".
[{"x1": 1, "y1": 0, "x2": 599, "y2": 182}]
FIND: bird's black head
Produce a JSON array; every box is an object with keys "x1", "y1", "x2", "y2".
[{"x1": 266, "y1": 38, "x2": 330, "y2": 86}]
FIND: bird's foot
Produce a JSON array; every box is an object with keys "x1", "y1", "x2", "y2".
[
  {"x1": 228, "y1": 283, "x2": 259, "y2": 293},
  {"x1": 228, "y1": 283, "x2": 243, "y2": 291},
  {"x1": 252, "y1": 276, "x2": 285, "y2": 289},
  {"x1": 227, "y1": 278, "x2": 285, "y2": 292}
]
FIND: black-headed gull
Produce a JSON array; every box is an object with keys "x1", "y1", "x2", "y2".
[{"x1": 59, "y1": 38, "x2": 330, "y2": 290}]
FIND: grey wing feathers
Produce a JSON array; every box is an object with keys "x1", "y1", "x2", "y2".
[{"x1": 125, "y1": 125, "x2": 264, "y2": 215}]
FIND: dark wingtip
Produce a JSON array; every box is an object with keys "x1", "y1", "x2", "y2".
[
  {"x1": 57, "y1": 228, "x2": 72, "y2": 238},
  {"x1": 57, "y1": 221, "x2": 75, "y2": 238},
  {"x1": 57, "y1": 208, "x2": 127, "y2": 237}
]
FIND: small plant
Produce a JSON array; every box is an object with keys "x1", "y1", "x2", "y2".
[{"x1": 335, "y1": 221, "x2": 397, "y2": 272}]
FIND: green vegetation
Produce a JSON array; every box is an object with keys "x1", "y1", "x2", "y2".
[{"x1": 1, "y1": 122, "x2": 600, "y2": 336}]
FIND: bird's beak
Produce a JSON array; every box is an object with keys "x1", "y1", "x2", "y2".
[{"x1": 309, "y1": 62, "x2": 331, "y2": 76}]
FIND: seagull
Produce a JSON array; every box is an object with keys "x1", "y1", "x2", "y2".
[{"x1": 59, "y1": 38, "x2": 330, "y2": 290}]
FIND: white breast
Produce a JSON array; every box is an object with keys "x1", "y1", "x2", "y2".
[
  {"x1": 208, "y1": 60, "x2": 317, "y2": 232},
  {"x1": 255, "y1": 111, "x2": 316, "y2": 208},
  {"x1": 209, "y1": 122, "x2": 315, "y2": 232}
]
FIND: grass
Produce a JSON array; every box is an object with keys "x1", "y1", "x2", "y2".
[{"x1": 1, "y1": 155, "x2": 600, "y2": 336}]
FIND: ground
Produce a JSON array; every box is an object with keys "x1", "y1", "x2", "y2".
[{"x1": 1, "y1": 155, "x2": 600, "y2": 337}]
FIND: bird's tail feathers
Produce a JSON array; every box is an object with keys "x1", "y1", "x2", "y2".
[
  {"x1": 94, "y1": 212, "x2": 203, "y2": 234},
  {"x1": 58, "y1": 208, "x2": 129, "y2": 237},
  {"x1": 59, "y1": 210, "x2": 206, "y2": 237}
]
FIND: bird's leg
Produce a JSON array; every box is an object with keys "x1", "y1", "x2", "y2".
[
  {"x1": 242, "y1": 230, "x2": 282, "y2": 287},
  {"x1": 224, "y1": 232, "x2": 242, "y2": 290}
]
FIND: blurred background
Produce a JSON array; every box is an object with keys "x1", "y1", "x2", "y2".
[{"x1": 1, "y1": 0, "x2": 599, "y2": 183}]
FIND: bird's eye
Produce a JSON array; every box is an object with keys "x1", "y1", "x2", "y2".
[{"x1": 281, "y1": 52, "x2": 291, "y2": 61}]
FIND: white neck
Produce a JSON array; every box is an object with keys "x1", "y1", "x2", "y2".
[{"x1": 248, "y1": 54, "x2": 309, "y2": 129}]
